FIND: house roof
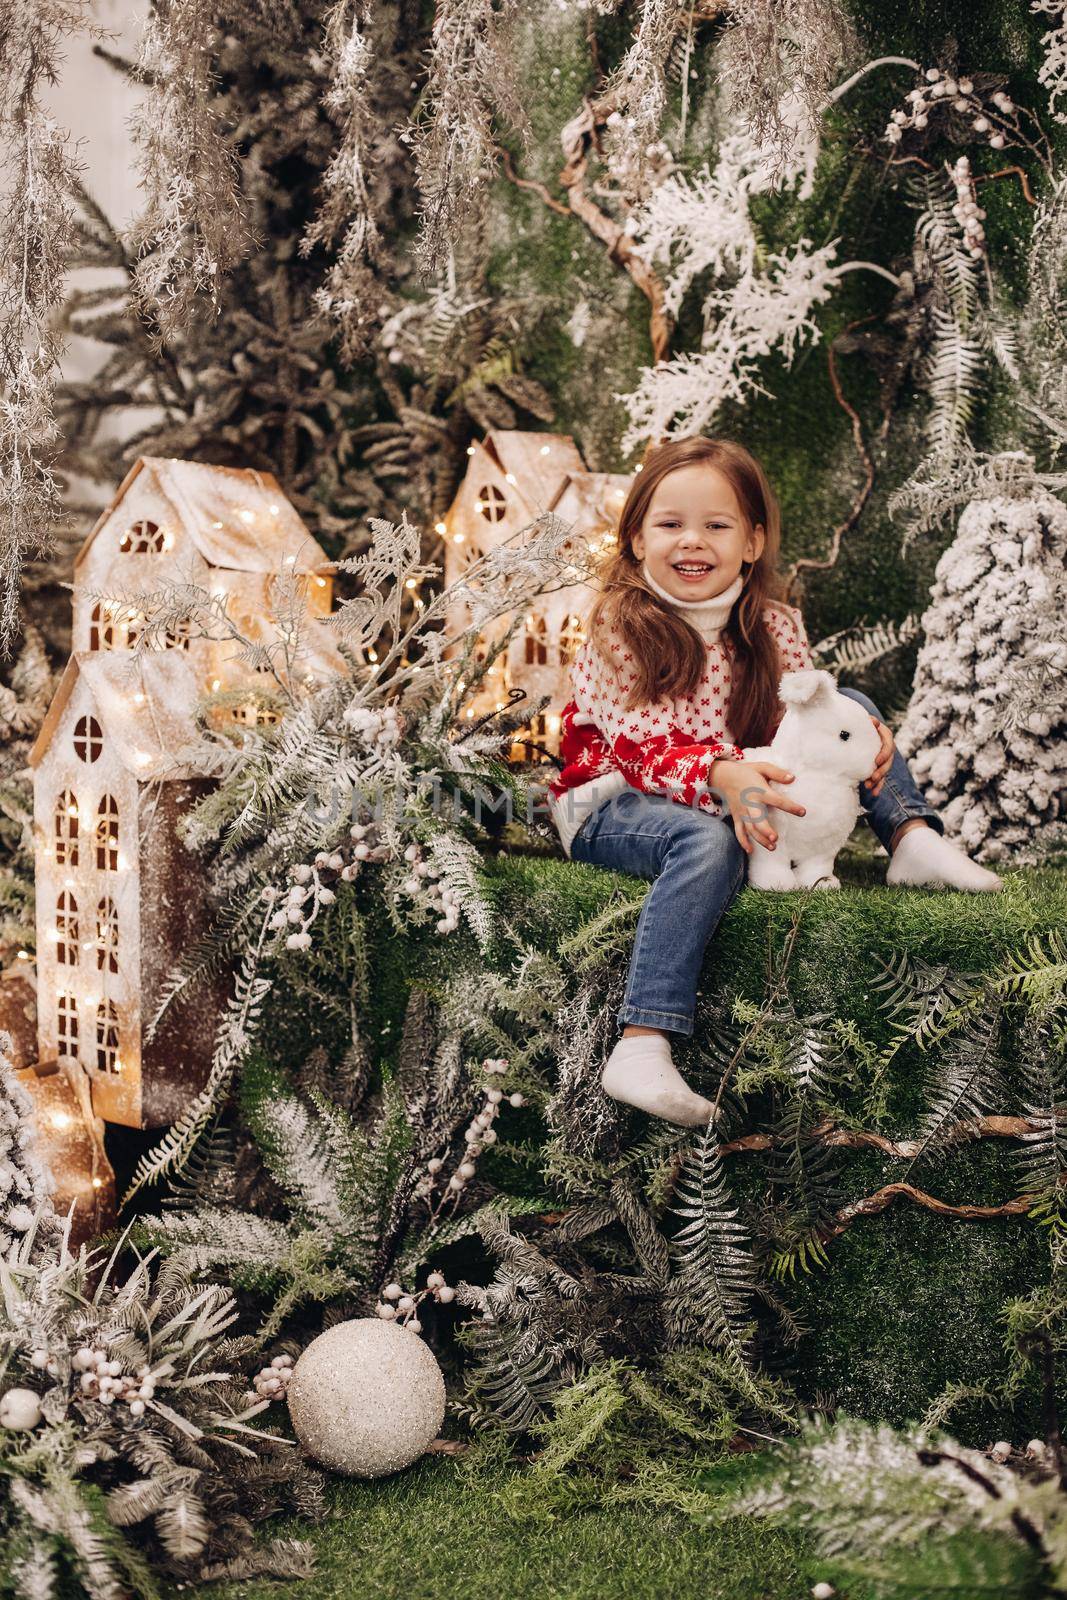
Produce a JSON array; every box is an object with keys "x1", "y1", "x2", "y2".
[
  {"x1": 73, "y1": 457, "x2": 333, "y2": 576},
  {"x1": 29, "y1": 651, "x2": 210, "y2": 779},
  {"x1": 478, "y1": 432, "x2": 587, "y2": 504},
  {"x1": 548, "y1": 469, "x2": 632, "y2": 528}
]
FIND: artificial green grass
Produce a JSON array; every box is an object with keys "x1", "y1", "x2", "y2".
[{"x1": 201, "y1": 1456, "x2": 821, "y2": 1600}]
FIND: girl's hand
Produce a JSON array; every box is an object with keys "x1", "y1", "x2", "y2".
[
  {"x1": 865, "y1": 719, "x2": 895, "y2": 797},
  {"x1": 709, "y1": 758, "x2": 807, "y2": 856}
]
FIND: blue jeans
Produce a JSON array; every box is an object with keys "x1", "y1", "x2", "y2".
[{"x1": 569, "y1": 687, "x2": 942, "y2": 1036}]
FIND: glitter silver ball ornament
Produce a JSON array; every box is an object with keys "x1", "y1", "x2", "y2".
[{"x1": 287, "y1": 1319, "x2": 446, "y2": 1477}]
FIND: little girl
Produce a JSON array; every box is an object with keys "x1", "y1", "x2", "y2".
[{"x1": 547, "y1": 436, "x2": 1003, "y2": 1128}]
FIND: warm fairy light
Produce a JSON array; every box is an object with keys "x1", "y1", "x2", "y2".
[
  {"x1": 91, "y1": 1177, "x2": 103, "y2": 1189},
  {"x1": 452, "y1": 532, "x2": 465, "y2": 543},
  {"x1": 548, "y1": 714, "x2": 562, "y2": 735},
  {"x1": 117, "y1": 856, "x2": 128, "y2": 872},
  {"x1": 211, "y1": 678, "x2": 221, "y2": 691},
  {"x1": 466, "y1": 446, "x2": 475, "y2": 456},
  {"x1": 316, "y1": 577, "x2": 327, "y2": 587},
  {"x1": 404, "y1": 578, "x2": 417, "y2": 590},
  {"x1": 435, "y1": 521, "x2": 447, "y2": 535},
  {"x1": 16, "y1": 950, "x2": 29, "y2": 961},
  {"x1": 540, "y1": 445, "x2": 550, "y2": 455},
  {"x1": 162, "y1": 532, "x2": 173, "y2": 549},
  {"x1": 367, "y1": 648, "x2": 378, "y2": 662},
  {"x1": 634, "y1": 463, "x2": 643, "y2": 472},
  {"x1": 64, "y1": 877, "x2": 74, "y2": 889},
  {"x1": 284, "y1": 554, "x2": 296, "y2": 564},
  {"x1": 134, "y1": 752, "x2": 152, "y2": 767},
  {"x1": 465, "y1": 708, "x2": 475, "y2": 718},
  {"x1": 66, "y1": 803, "x2": 78, "y2": 818},
  {"x1": 50, "y1": 1111, "x2": 73, "y2": 1131},
  {"x1": 269, "y1": 504, "x2": 280, "y2": 515},
  {"x1": 475, "y1": 501, "x2": 484, "y2": 513},
  {"x1": 240, "y1": 509, "x2": 255, "y2": 523},
  {"x1": 505, "y1": 473, "x2": 517, "y2": 485},
  {"x1": 133, "y1": 692, "x2": 145, "y2": 705}
]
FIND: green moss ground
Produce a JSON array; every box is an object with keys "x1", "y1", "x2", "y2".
[
  {"x1": 200, "y1": 1456, "x2": 823, "y2": 1600},
  {"x1": 259, "y1": 848, "x2": 1067, "y2": 1437}
]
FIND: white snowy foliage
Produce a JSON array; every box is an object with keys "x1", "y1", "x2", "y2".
[
  {"x1": 896, "y1": 495, "x2": 1067, "y2": 862},
  {"x1": 620, "y1": 239, "x2": 843, "y2": 450},
  {"x1": 1033, "y1": 1, "x2": 1067, "y2": 123},
  {"x1": 0, "y1": 1031, "x2": 54, "y2": 1253}
]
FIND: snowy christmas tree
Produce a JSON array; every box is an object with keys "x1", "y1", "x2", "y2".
[{"x1": 896, "y1": 494, "x2": 1067, "y2": 862}]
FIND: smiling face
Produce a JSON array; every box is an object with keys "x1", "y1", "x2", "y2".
[{"x1": 631, "y1": 462, "x2": 765, "y2": 602}]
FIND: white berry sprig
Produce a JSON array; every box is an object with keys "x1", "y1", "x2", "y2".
[
  {"x1": 423, "y1": 1058, "x2": 526, "y2": 1225},
  {"x1": 246, "y1": 1352, "x2": 295, "y2": 1405},
  {"x1": 884, "y1": 68, "x2": 1011, "y2": 147},
  {"x1": 375, "y1": 1271, "x2": 457, "y2": 1335},
  {"x1": 950, "y1": 155, "x2": 986, "y2": 257},
  {"x1": 268, "y1": 823, "x2": 392, "y2": 951},
  {"x1": 71, "y1": 1343, "x2": 158, "y2": 1418}
]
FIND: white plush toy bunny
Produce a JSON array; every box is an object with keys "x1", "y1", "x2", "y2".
[{"x1": 740, "y1": 669, "x2": 882, "y2": 890}]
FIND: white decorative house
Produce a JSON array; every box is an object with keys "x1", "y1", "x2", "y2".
[
  {"x1": 441, "y1": 431, "x2": 631, "y2": 752},
  {"x1": 30, "y1": 457, "x2": 342, "y2": 1128}
]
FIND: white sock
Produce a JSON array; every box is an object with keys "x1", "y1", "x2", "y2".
[
  {"x1": 885, "y1": 825, "x2": 1004, "y2": 892},
  {"x1": 601, "y1": 1034, "x2": 716, "y2": 1128}
]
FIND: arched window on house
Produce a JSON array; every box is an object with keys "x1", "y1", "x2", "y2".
[
  {"x1": 524, "y1": 614, "x2": 548, "y2": 666},
  {"x1": 89, "y1": 602, "x2": 114, "y2": 651},
  {"x1": 54, "y1": 789, "x2": 79, "y2": 866},
  {"x1": 96, "y1": 1001, "x2": 121, "y2": 1074},
  {"x1": 118, "y1": 519, "x2": 165, "y2": 554},
  {"x1": 73, "y1": 716, "x2": 103, "y2": 763},
  {"x1": 96, "y1": 896, "x2": 119, "y2": 974},
  {"x1": 95, "y1": 796, "x2": 119, "y2": 871},
  {"x1": 558, "y1": 614, "x2": 584, "y2": 666},
  {"x1": 475, "y1": 483, "x2": 507, "y2": 524},
  {"x1": 57, "y1": 993, "x2": 78, "y2": 1060},
  {"x1": 56, "y1": 892, "x2": 78, "y2": 966}
]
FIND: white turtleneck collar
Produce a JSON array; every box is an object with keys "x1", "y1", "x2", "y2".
[{"x1": 641, "y1": 562, "x2": 744, "y2": 645}]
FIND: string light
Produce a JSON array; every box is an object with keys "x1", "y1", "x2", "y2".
[
  {"x1": 50, "y1": 1111, "x2": 72, "y2": 1131},
  {"x1": 540, "y1": 445, "x2": 550, "y2": 455},
  {"x1": 466, "y1": 446, "x2": 475, "y2": 456},
  {"x1": 505, "y1": 473, "x2": 517, "y2": 485},
  {"x1": 269, "y1": 504, "x2": 280, "y2": 515},
  {"x1": 435, "y1": 521, "x2": 447, "y2": 535},
  {"x1": 452, "y1": 532, "x2": 465, "y2": 543},
  {"x1": 404, "y1": 578, "x2": 417, "y2": 591},
  {"x1": 212, "y1": 520, "x2": 224, "y2": 529},
  {"x1": 283, "y1": 554, "x2": 296, "y2": 565},
  {"x1": 211, "y1": 678, "x2": 221, "y2": 691}
]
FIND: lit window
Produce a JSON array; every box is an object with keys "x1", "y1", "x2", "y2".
[
  {"x1": 96, "y1": 897, "x2": 118, "y2": 974},
  {"x1": 524, "y1": 614, "x2": 548, "y2": 666},
  {"x1": 56, "y1": 892, "x2": 78, "y2": 966},
  {"x1": 559, "y1": 614, "x2": 583, "y2": 666},
  {"x1": 54, "y1": 789, "x2": 79, "y2": 866},
  {"x1": 476, "y1": 483, "x2": 507, "y2": 524},
  {"x1": 95, "y1": 796, "x2": 119, "y2": 871},
  {"x1": 95, "y1": 1000, "x2": 120, "y2": 1074},
  {"x1": 89, "y1": 602, "x2": 113, "y2": 651},
  {"x1": 57, "y1": 992, "x2": 79, "y2": 1059},
  {"x1": 118, "y1": 518, "x2": 165, "y2": 554},
  {"x1": 73, "y1": 716, "x2": 103, "y2": 763}
]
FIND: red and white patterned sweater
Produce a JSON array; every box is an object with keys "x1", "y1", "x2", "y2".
[{"x1": 547, "y1": 598, "x2": 814, "y2": 851}]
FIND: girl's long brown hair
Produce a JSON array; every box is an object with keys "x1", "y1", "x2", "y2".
[{"x1": 587, "y1": 436, "x2": 791, "y2": 748}]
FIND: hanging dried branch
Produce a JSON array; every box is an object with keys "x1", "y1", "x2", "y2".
[
  {"x1": 125, "y1": 0, "x2": 249, "y2": 342},
  {"x1": 406, "y1": 0, "x2": 529, "y2": 275},
  {"x1": 717, "y1": 0, "x2": 856, "y2": 183},
  {"x1": 304, "y1": 0, "x2": 384, "y2": 363},
  {"x1": 0, "y1": 0, "x2": 90, "y2": 656}
]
